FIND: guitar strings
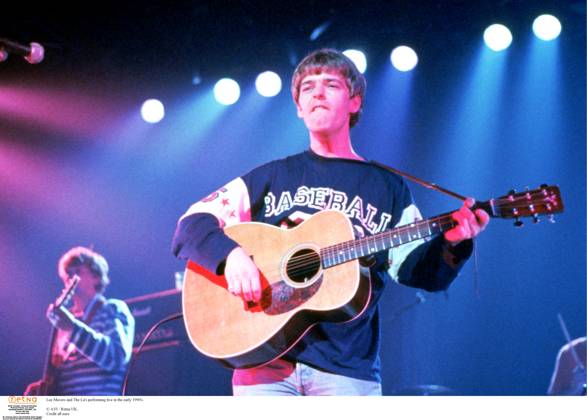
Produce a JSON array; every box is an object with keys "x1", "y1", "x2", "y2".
[
  {"x1": 278, "y1": 194, "x2": 558, "y2": 273},
  {"x1": 308, "y1": 193, "x2": 556, "y2": 262},
  {"x1": 262, "y1": 216, "x2": 455, "y2": 277},
  {"x1": 284, "y1": 216, "x2": 455, "y2": 270},
  {"x1": 255, "y1": 193, "x2": 560, "y2": 277}
]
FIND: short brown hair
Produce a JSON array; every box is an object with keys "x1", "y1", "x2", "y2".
[
  {"x1": 291, "y1": 48, "x2": 366, "y2": 128},
  {"x1": 58, "y1": 246, "x2": 110, "y2": 292}
]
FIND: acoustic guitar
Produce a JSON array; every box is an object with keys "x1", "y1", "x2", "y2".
[{"x1": 182, "y1": 185, "x2": 563, "y2": 369}]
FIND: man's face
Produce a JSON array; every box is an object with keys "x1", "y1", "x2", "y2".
[
  {"x1": 295, "y1": 71, "x2": 361, "y2": 135},
  {"x1": 64, "y1": 263, "x2": 100, "y2": 301}
]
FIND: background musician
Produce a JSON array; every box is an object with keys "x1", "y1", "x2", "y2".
[{"x1": 24, "y1": 246, "x2": 134, "y2": 396}]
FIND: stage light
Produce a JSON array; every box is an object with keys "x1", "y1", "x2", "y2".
[
  {"x1": 390, "y1": 46, "x2": 418, "y2": 72},
  {"x1": 214, "y1": 78, "x2": 240, "y2": 105},
  {"x1": 532, "y1": 15, "x2": 562, "y2": 41},
  {"x1": 343, "y1": 49, "x2": 367, "y2": 73},
  {"x1": 192, "y1": 70, "x2": 202, "y2": 86},
  {"x1": 140, "y1": 99, "x2": 165, "y2": 124},
  {"x1": 255, "y1": 71, "x2": 282, "y2": 97},
  {"x1": 483, "y1": 24, "x2": 513, "y2": 51}
]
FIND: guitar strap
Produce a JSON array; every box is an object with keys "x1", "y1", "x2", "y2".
[{"x1": 369, "y1": 160, "x2": 467, "y2": 201}]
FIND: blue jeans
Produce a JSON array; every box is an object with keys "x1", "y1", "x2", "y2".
[{"x1": 232, "y1": 358, "x2": 382, "y2": 396}]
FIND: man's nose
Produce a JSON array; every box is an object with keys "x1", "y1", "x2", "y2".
[{"x1": 313, "y1": 83, "x2": 325, "y2": 97}]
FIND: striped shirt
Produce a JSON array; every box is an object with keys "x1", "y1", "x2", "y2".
[{"x1": 53, "y1": 296, "x2": 134, "y2": 395}]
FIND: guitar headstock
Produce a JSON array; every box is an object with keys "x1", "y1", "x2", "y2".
[
  {"x1": 476, "y1": 185, "x2": 563, "y2": 226},
  {"x1": 55, "y1": 275, "x2": 80, "y2": 308}
]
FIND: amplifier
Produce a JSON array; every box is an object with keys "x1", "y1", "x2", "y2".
[
  {"x1": 126, "y1": 289, "x2": 186, "y2": 351},
  {"x1": 124, "y1": 288, "x2": 232, "y2": 395}
]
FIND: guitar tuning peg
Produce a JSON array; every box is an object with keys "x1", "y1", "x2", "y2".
[
  {"x1": 514, "y1": 217, "x2": 524, "y2": 228},
  {"x1": 532, "y1": 214, "x2": 540, "y2": 224},
  {"x1": 525, "y1": 187, "x2": 532, "y2": 200},
  {"x1": 548, "y1": 215, "x2": 556, "y2": 224}
]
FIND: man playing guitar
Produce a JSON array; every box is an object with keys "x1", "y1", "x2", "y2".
[
  {"x1": 172, "y1": 48, "x2": 489, "y2": 395},
  {"x1": 25, "y1": 247, "x2": 134, "y2": 396}
]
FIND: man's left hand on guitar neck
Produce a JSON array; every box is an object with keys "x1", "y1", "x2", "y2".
[{"x1": 444, "y1": 198, "x2": 490, "y2": 246}]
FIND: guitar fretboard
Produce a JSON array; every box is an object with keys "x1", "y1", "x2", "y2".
[{"x1": 320, "y1": 212, "x2": 457, "y2": 268}]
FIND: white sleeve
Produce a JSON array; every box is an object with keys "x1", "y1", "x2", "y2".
[
  {"x1": 387, "y1": 203, "x2": 428, "y2": 283},
  {"x1": 180, "y1": 177, "x2": 252, "y2": 227}
]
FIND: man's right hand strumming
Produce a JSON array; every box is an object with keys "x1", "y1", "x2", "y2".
[{"x1": 225, "y1": 247, "x2": 262, "y2": 303}]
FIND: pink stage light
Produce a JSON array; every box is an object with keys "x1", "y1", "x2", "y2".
[{"x1": 0, "y1": 83, "x2": 129, "y2": 140}]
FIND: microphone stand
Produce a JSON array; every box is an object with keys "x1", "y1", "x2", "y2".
[{"x1": 557, "y1": 313, "x2": 587, "y2": 395}]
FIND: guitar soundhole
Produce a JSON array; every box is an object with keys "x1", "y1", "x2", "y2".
[{"x1": 285, "y1": 248, "x2": 321, "y2": 284}]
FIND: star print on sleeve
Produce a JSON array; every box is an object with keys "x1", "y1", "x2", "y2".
[{"x1": 180, "y1": 177, "x2": 252, "y2": 227}]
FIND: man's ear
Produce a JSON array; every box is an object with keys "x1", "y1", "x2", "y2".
[{"x1": 349, "y1": 95, "x2": 362, "y2": 114}]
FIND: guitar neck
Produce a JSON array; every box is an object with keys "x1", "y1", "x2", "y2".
[
  {"x1": 320, "y1": 189, "x2": 558, "y2": 268},
  {"x1": 40, "y1": 326, "x2": 58, "y2": 393},
  {"x1": 320, "y1": 210, "x2": 459, "y2": 268},
  {"x1": 39, "y1": 275, "x2": 79, "y2": 393}
]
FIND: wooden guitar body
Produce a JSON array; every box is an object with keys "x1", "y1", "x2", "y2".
[{"x1": 182, "y1": 210, "x2": 371, "y2": 369}]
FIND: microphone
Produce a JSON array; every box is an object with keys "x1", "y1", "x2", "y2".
[{"x1": 0, "y1": 38, "x2": 44, "y2": 64}]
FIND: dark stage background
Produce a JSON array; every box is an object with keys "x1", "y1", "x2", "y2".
[{"x1": 0, "y1": 0, "x2": 585, "y2": 396}]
